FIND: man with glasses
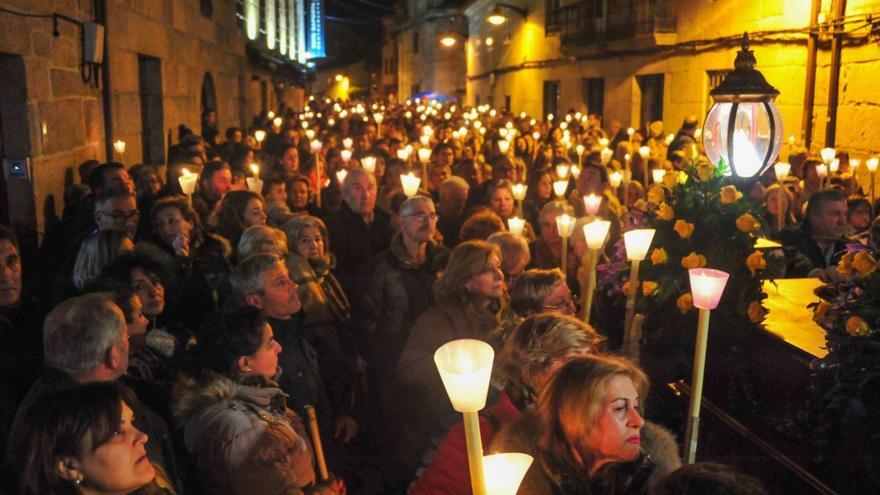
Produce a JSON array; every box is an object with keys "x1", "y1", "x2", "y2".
[
  {"x1": 94, "y1": 186, "x2": 140, "y2": 239},
  {"x1": 354, "y1": 195, "x2": 450, "y2": 464}
]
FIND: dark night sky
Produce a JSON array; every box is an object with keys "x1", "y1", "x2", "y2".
[{"x1": 321, "y1": 0, "x2": 397, "y2": 70}]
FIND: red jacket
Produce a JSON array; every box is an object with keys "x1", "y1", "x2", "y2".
[{"x1": 409, "y1": 392, "x2": 523, "y2": 495}]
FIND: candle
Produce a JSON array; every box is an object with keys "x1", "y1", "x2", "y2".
[
  {"x1": 850, "y1": 158, "x2": 861, "y2": 170},
  {"x1": 178, "y1": 168, "x2": 198, "y2": 196},
  {"x1": 815, "y1": 163, "x2": 828, "y2": 180},
  {"x1": 400, "y1": 172, "x2": 421, "y2": 197},
  {"x1": 556, "y1": 213, "x2": 576, "y2": 275},
  {"x1": 483, "y1": 453, "x2": 533, "y2": 495},
  {"x1": 867, "y1": 157, "x2": 879, "y2": 172},
  {"x1": 774, "y1": 162, "x2": 790, "y2": 182},
  {"x1": 498, "y1": 140, "x2": 510, "y2": 155},
  {"x1": 600, "y1": 148, "x2": 613, "y2": 165},
  {"x1": 305, "y1": 129, "x2": 316, "y2": 141},
  {"x1": 396, "y1": 148, "x2": 410, "y2": 162},
  {"x1": 423, "y1": 125, "x2": 434, "y2": 137},
  {"x1": 342, "y1": 137, "x2": 353, "y2": 149},
  {"x1": 246, "y1": 177, "x2": 263, "y2": 193},
  {"x1": 684, "y1": 268, "x2": 730, "y2": 464},
  {"x1": 340, "y1": 149, "x2": 352, "y2": 163},
  {"x1": 583, "y1": 193, "x2": 602, "y2": 216},
  {"x1": 374, "y1": 113, "x2": 384, "y2": 125},
  {"x1": 652, "y1": 168, "x2": 666, "y2": 184},
  {"x1": 362, "y1": 156, "x2": 377, "y2": 174},
  {"x1": 627, "y1": 127, "x2": 635, "y2": 138},
  {"x1": 553, "y1": 179, "x2": 569, "y2": 199},
  {"x1": 250, "y1": 163, "x2": 260, "y2": 180},
  {"x1": 570, "y1": 165, "x2": 581, "y2": 180},
  {"x1": 638, "y1": 146, "x2": 650, "y2": 160},
  {"x1": 113, "y1": 139, "x2": 126, "y2": 155},
  {"x1": 507, "y1": 216, "x2": 525, "y2": 236},
  {"x1": 310, "y1": 139, "x2": 323, "y2": 153},
  {"x1": 622, "y1": 228, "x2": 654, "y2": 357},
  {"x1": 301, "y1": 120, "x2": 309, "y2": 129},
  {"x1": 820, "y1": 147, "x2": 836, "y2": 166},
  {"x1": 599, "y1": 137, "x2": 609, "y2": 148},
  {"x1": 532, "y1": 131, "x2": 541, "y2": 141},
  {"x1": 609, "y1": 170, "x2": 623, "y2": 189},
  {"x1": 254, "y1": 130, "x2": 266, "y2": 145},
  {"x1": 581, "y1": 219, "x2": 611, "y2": 322},
  {"x1": 556, "y1": 164, "x2": 570, "y2": 180},
  {"x1": 272, "y1": 116, "x2": 283, "y2": 129},
  {"x1": 624, "y1": 229, "x2": 655, "y2": 261},
  {"x1": 267, "y1": 111, "x2": 275, "y2": 120},
  {"x1": 335, "y1": 169, "x2": 348, "y2": 186},
  {"x1": 665, "y1": 133, "x2": 675, "y2": 145},
  {"x1": 499, "y1": 128, "x2": 508, "y2": 139},
  {"x1": 583, "y1": 219, "x2": 611, "y2": 251},
  {"x1": 511, "y1": 183, "x2": 527, "y2": 201}
]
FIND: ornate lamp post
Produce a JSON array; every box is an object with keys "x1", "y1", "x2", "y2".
[{"x1": 703, "y1": 33, "x2": 783, "y2": 179}]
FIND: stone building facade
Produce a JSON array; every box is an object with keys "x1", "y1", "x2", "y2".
[{"x1": 0, "y1": 0, "x2": 307, "y2": 245}]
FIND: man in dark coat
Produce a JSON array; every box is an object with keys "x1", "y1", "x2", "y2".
[
  {"x1": 779, "y1": 189, "x2": 849, "y2": 280},
  {"x1": 667, "y1": 115, "x2": 699, "y2": 162},
  {"x1": 326, "y1": 168, "x2": 394, "y2": 296}
]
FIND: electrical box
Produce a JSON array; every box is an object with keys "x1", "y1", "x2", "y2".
[
  {"x1": 2, "y1": 158, "x2": 31, "y2": 181},
  {"x1": 83, "y1": 22, "x2": 105, "y2": 64}
]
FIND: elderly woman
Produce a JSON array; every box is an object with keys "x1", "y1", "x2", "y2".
[
  {"x1": 17, "y1": 382, "x2": 175, "y2": 495},
  {"x1": 410, "y1": 314, "x2": 601, "y2": 495},
  {"x1": 237, "y1": 224, "x2": 288, "y2": 261},
  {"x1": 486, "y1": 231, "x2": 531, "y2": 287},
  {"x1": 150, "y1": 195, "x2": 233, "y2": 330},
  {"x1": 393, "y1": 241, "x2": 512, "y2": 477},
  {"x1": 217, "y1": 190, "x2": 267, "y2": 247},
  {"x1": 510, "y1": 268, "x2": 576, "y2": 318},
  {"x1": 173, "y1": 308, "x2": 342, "y2": 494},
  {"x1": 492, "y1": 355, "x2": 680, "y2": 494},
  {"x1": 282, "y1": 215, "x2": 352, "y2": 395}
]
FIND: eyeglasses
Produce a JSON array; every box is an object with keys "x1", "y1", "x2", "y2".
[
  {"x1": 99, "y1": 210, "x2": 140, "y2": 224},
  {"x1": 403, "y1": 212, "x2": 439, "y2": 222},
  {"x1": 543, "y1": 295, "x2": 575, "y2": 312}
]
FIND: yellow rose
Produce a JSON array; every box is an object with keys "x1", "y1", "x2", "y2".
[
  {"x1": 746, "y1": 251, "x2": 767, "y2": 276},
  {"x1": 838, "y1": 251, "x2": 853, "y2": 276},
  {"x1": 632, "y1": 199, "x2": 648, "y2": 213},
  {"x1": 656, "y1": 202, "x2": 675, "y2": 221},
  {"x1": 813, "y1": 300, "x2": 832, "y2": 324},
  {"x1": 650, "y1": 247, "x2": 668, "y2": 265},
  {"x1": 852, "y1": 251, "x2": 878, "y2": 276},
  {"x1": 696, "y1": 162, "x2": 715, "y2": 182},
  {"x1": 845, "y1": 316, "x2": 870, "y2": 337},
  {"x1": 642, "y1": 281, "x2": 659, "y2": 296},
  {"x1": 677, "y1": 293, "x2": 694, "y2": 314},
  {"x1": 681, "y1": 251, "x2": 707, "y2": 269},
  {"x1": 662, "y1": 171, "x2": 678, "y2": 188},
  {"x1": 674, "y1": 219, "x2": 695, "y2": 239},
  {"x1": 736, "y1": 213, "x2": 761, "y2": 233},
  {"x1": 748, "y1": 301, "x2": 767, "y2": 323},
  {"x1": 647, "y1": 185, "x2": 666, "y2": 204},
  {"x1": 720, "y1": 185, "x2": 743, "y2": 204}
]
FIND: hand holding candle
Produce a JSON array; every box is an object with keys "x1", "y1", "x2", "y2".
[{"x1": 581, "y1": 219, "x2": 610, "y2": 322}]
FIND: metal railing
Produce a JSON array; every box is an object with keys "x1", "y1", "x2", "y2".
[{"x1": 555, "y1": 0, "x2": 676, "y2": 46}]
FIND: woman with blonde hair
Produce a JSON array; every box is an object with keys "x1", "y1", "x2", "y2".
[
  {"x1": 393, "y1": 240, "x2": 513, "y2": 481},
  {"x1": 411, "y1": 313, "x2": 602, "y2": 495},
  {"x1": 236, "y1": 225, "x2": 288, "y2": 261},
  {"x1": 486, "y1": 231, "x2": 530, "y2": 287},
  {"x1": 492, "y1": 354, "x2": 681, "y2": 494}
]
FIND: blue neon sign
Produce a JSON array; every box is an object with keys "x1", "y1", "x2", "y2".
[{"x1": 306, "y1": 0, "x2": 325, "y2": 58}]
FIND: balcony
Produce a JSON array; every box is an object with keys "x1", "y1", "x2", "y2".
[{"x1": 556, "y1": 0, "x2": 677, "y2": 48}]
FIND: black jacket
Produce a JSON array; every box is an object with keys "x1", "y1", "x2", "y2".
[
  {"x1": 326, "y1": 203, "x2": 394, "y2": 296},
  {"x1": 779, "y1": 225, "x2": 848, "y2": 278}
]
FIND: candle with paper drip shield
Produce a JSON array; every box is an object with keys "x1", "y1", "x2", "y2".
[
  {"x1": 400, "y1": 172, "x2": 421, "y2": 197},
  {"x1": 570, "y1": 165, "x2": 581, "y2": 180},
  {"x1": 483, "y1": 453, "x2": 533, "y2": 495},
  {"x1": 511, "y1": 183, "x2": 527, "y2": 216},
  {"x1": 335, "y1": 169, "x2": 348, "y2": 187},
  {"x1": 362, "y1": 156, "x2": 377, "y2": 174},
  {"x1": 497, "y1": 139, "x2": 510, "y2": 155},
  {"x1": 310, "y1": 139, "x2": 324, "y2": 208},
  {"x1": 829, "y1": 158, "x2": 840, "y2": 174},
  {"x1": 556, "y1": 163, "x2": 570, "y2": 180},
  {"x1": 849, "y1": 158, "x2": 861, "y2": 171},
  {"x1": 418, "y1": 148, "x2": 432, "y2": 165},
  {"x1": 622, "y1": 229, "x2": 655, "y2": 357},
  {"x1": 868, "y1": 157, "x2": 879, "y2": 206},
  {"x1": 773, "y1": 162, "x2": 791, "y2": 231},
  {"x1": 340, "y1": 149, "x2": 353, "y2": 163},
  {"x1": 435, "y1": 339, "x2": 495, "y2": 495},
  {"x1": 576, "y1": 144, "x2": 585, "y2": 165},
  {"x1": 178, "y1": 168, "x2": 198, "y2": 198},
  {"x1": 556, "y1": 214, "x2": 576, "y2": 276},
  {"x1": 684, "y1": 268, "x2": 730, "y2": 464},
  {"x1": 342, "y1": 137, "x2": 353, "y2": 150},
  {"x1": 581, "y1": 219, "x2": 610, "y2": 323},
  {"x1": 305, "y1": 129, "x2": 316, "y2": 141},
  {"x1": 583, "y1": 193, "x2": 602, "y2": 216},
  {"x1": 820, "y1": 147, "x2": 836, "y2": 166},
  {"x1": 246, "y1": 164, "x2": 263, "y2": 193},
  {"x1": 254, "y1": 130, "x2": 266, "y2": 148},
  {"x1": 600, "y1": 148, "x2": 613, "y2": 165},
  {"x1": 507, "y1": 216, "x2": 525, "y2": 236},
  {"x1": 272, "y1": 116, "x2": 283, "y2": 131},
  {"x1": 113, "y1": 140, "x2": 126, "y2": 161},
  {"x1": 553, "y1": 179, "x2": 569, "y2": 199},
  {"x1": 397, "y1": 147, "x2": 412, "y2": 163},
  {"x1": 652, "y1": 168, "x2": 666, "y2": 185}
]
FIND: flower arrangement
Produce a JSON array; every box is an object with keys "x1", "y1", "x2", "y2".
[
  {"x1": 810, "y1": 246, "x2": 880, "y2": 470},
  {"x1": 598, "y1": 158, "x2": 778, "y2": 327}
]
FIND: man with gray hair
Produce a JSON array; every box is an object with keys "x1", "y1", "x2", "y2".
[
  {"x1": 4, "y1": 293, "x2": 180, "y2": 489},
  {"x1": 354, "y1": 195, "x2": 449, "y2": 465},
  {"x1": 326, "y1": 168, "x2": 394, "y2": 295},
  {"x1": 437, "y1": 176, "x2": 470, "y2": 247}
]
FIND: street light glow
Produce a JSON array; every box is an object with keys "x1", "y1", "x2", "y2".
[
  {"x1": 487, "y1": 6, "x2": 506, "y2": 25},
  {"x1": 440, "y1": 36, "x2": 457, "y2": 47}
]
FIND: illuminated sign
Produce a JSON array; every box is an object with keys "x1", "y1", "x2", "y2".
[{"x1": 306, "y1": 0, "x2": 325, "y2": 58}]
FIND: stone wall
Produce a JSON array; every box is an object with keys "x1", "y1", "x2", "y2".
[{"x1": 0, "y1": 0, "x2": 305, "y2": 238}]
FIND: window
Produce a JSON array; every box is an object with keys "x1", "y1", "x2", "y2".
[
  {"x1": 546, "y1": 0, "x2": 561, "y2": 34},
  {"x1": 200, "y1": 0, "x2": 213, "y2": 18},
  {"x1": 706, "y1": 69, "x2": 730, "y2": 112},
  {"x1": 413, "y1": 29, "x2": 419, "y2": 54},
  {"x1": 582, "y1": 77, "x2": 604, "y2": 117},
  {"x1": 543, "y1": 80, "x2": 560, "y2": 119},
  {"x1": 138, "y1": 55, "x2": 165, "y2": 165},
  {"x1": 637, "y1": 74, "x2": 664, "y2": 127},
  {"x1": 504, "y1": 95, "x2": 511, "y2": 111}
]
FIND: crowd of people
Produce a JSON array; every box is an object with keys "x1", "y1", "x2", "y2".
[{"x1": 2, "y1": 94, "x2": 870, "y2": 495}]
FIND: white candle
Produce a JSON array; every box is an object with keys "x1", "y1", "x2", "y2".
[
  {"x1": 498, "y1": 140, "x2": 510, "y2": 155},
  {"x1": 434, "y1": 339, "x2": 495, "y2": 413},
  {"x1": 638, "y1": 146, "x2": 651, "y2": 160},
  {"x1": 336, "y1": 169, "x2": 348, "y2": 186},
  {"x1": 178, "y1": 168, "x2": 198, "y2": 196},
  {"x1": 850, "y1": 158, "x2": 861, "y2": 170},
  {"x1": 555, "y1": 213, "x2": 576, "y2": 238},
  {"x1": 652, "y1": 168, "x2": 666, "y2": 184},
  {"x1": 113, "y1": 139, "x2": 126, "y2": 155},
  {"x1": 583, "y1": 193, "x2": 602, "y2": 216},
  {"x1": 688, "y1": 268, "x2": 730, "y2": 311},
  {"x1": 511, "y1": 183, "x2": 527, "y2": 201},
  {"x1": 310, "y1": 139, "x2": 323, "y2": 153},
  {"x1": 400, "y1": 172, "x2": 421, "y2": 197},
  {"x1": 362, "y1": 156, "x2": 377, "y2": 174},
  {"x1": 507, "y1": 216, "x2": 525, "y2": 236},
  {"x1": 556, "y1": 164, "x2": 570, "y2": 180},
  {"x1": 583, "y1": 219, "x2": 611, "y2": 250},
  {"x1": 553, "y1": 179, "x2": 568, "y2": 198},
  {"x1": 609, "y1": 170, "x2": 623, "y2": 188},
  {"x1": 342, "y1": 137, "x2": 353, "y2": 149},
  {"x1": 600, "y1": 148, "x2": 613, "y2": 165},
  {"x1": 774, "y1": 162, "x2": 790, "y2": 182},
  {"x1": 483, "y1": 453, "x2": 533, "y2": 495},
  {"x1": 254, "y1": 130, "x2": 266, "y2": 144},
  {"x1": 623, "y1": 229, "x2": 655, "y2": 261},
  {"x1": 340, "y1": 149, "x2": 353, "y2": 163},
  {"x1": 829, "y1": 158, "x2": 840, "y2": 174},
  {"x1": 867, "y1": 157, "x2": 879, "y2": 172},
  {"x1": 820, "y1": 147, "x2": 836, "y2": 166},
  {"x1": 815, "y1": 163, "x2": 828, "y2": 180}
]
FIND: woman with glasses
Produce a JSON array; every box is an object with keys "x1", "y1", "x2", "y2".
[
  {"x1": 411, "y1": 313, "x2": 601, "y2": 495},
  {"x1": 391, "y1": 240, "x2": 513, "y2": 485},
  {"x1": 510, "y1": 268, "x2": 576, "y2": 318}
]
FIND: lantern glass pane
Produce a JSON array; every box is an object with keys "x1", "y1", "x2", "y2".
[
  {"x1": 703, "y1": 101, "x2": 783, "y2": 178},
  {"x1": 702, "y1": 102, "x2": 730, "y2": 168}
]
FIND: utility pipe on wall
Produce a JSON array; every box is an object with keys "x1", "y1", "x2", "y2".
[
  {"x1": 825, "y1": 0, "x2": 847, "y2": 147},
  {"x1": 801, "y1": 0, "x2": 820, "y2": 149}
]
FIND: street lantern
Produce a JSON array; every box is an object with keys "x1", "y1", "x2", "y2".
[
  {"x1": 703, "y1": 33, "x2": 783, "y2": 178},
  {"x1": 486, "y1": 3, "x2": 527, "y2": 26}
]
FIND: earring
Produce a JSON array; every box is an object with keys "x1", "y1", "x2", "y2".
[{"x1": 74, "y1": 477, "x2": 83, "y2": 486}]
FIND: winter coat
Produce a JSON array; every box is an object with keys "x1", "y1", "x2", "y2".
[
  {"x1": 326, "y1": 203, "x2": 394, "y2": 296},
  {"x1": 410, "y1": 391, "x2": 523, "y2": 495},
  {"x1": 173, "y1": 372, "x2": 317, "y2": 495},
  {"x1": 778, "y1": 225, "x2": 848, "y2": 278},
  {"x1": 357, "y1": 233, "x2": 450, "y2": 380},
  {"x1": 490, "y1": 411, "x2": 682, "y2": 495}
]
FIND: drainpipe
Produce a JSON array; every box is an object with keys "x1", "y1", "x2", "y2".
[
  {"x1": 801, "y1": 0, "x2": 820, "y2": 149},
  {"x1": 825, "y1": 0, "x2": 847, "y2": 147},
  {"x1": 98, "y1": 0, "x2": 114, "y2": 161}
]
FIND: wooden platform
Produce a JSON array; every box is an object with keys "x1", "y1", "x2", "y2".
[{"x1": 761, "y1": 278, "x2": 826, "y2": 358}]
